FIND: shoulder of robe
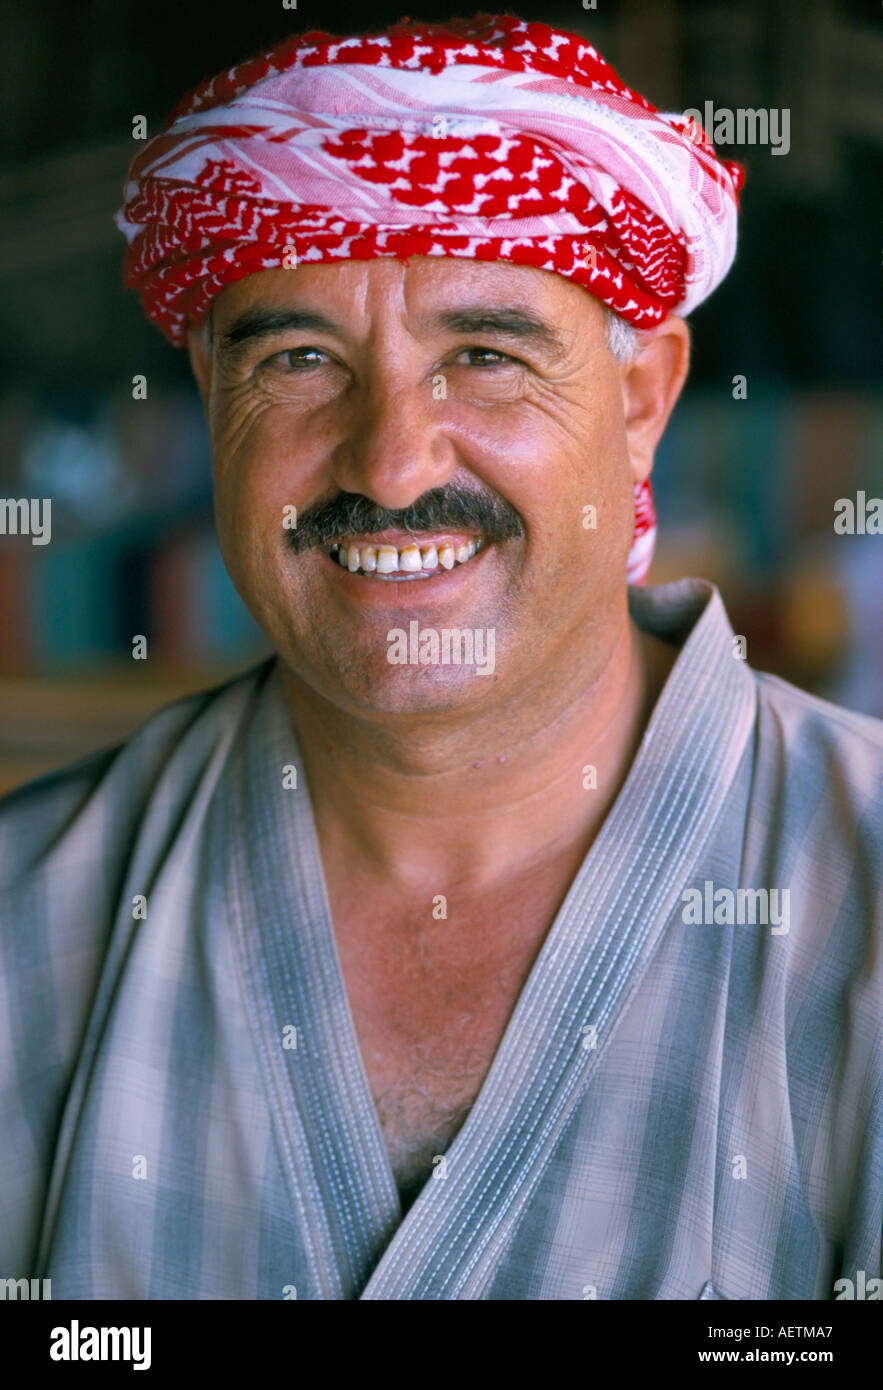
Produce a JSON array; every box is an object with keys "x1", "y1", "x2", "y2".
[
  {"x1": 751, "y1": 668, "x2": 883, "y2": 881},
  {"x1": 0, "y1": 657, "x2": 276, "y2": 1278},
  {"x1": 0, "y1": 658, "x2": 275, "y2": 889},
  {"x1": 753, "y1": 669, "x2": 883, "y2": 772}
]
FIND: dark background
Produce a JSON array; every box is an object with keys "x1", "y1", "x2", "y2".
[{"x1": 1, "y1": 0, "x2": 881, "y2": 786}]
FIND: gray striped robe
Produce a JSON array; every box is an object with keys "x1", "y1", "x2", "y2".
[{"x1": 1, "y1": 578, "x2": 881, "y2": 1299}]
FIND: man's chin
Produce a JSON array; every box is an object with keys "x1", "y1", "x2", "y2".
[{"x1": 288, "y1": 647, "x2": 499, "y2": 720}]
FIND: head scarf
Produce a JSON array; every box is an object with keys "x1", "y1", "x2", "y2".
[{"x1": 115, "y1": 13, "x2": 744, "y2": 582}]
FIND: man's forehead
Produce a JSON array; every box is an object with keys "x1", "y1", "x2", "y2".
[{"x1": 210, "y1": 257, "x2": 595, "y2": 350}]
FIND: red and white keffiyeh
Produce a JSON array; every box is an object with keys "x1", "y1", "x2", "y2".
[{"x1": 115, "y1": 13, "x2": 744, "y2": 583}]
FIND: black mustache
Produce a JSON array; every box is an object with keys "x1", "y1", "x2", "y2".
[{"x1": 286, "y1": 487, "x2": 525, "y2": 555}]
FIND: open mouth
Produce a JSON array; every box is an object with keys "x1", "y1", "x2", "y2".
[{"x1": 326, "y1": 537, "x2": 486, "y2": 580}]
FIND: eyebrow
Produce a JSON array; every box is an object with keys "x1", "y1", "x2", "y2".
[
  {"x1": 431, "y1": 307, "x2": 567, "y2": 358},
  {"x1": 216, "y1": 303, "x2": 568, "y2": 359},
  {"x1": 217, "y1": 309, "x2": 340, "y2": 354}
]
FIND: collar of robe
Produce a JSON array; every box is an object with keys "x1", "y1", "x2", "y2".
[{"x1": 213, "y1": 576, "x2": 756, "y2": 1298}]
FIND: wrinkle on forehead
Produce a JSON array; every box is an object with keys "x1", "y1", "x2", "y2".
[{"x1": 212, "y1": 255, "x2": 602, "y2": 357}]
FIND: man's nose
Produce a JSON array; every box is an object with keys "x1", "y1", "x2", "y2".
[{"x1": 329, "y1": 369, "x2": 456, "y2": 510}]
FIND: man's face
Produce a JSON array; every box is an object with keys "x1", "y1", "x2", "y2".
[{"x1": 189, "y1": 256, "x2": 676, "y2": 717}]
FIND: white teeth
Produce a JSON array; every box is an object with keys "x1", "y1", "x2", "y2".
[
  {"x1": 376, "y1": 545, "x2": 399, "y2": 574},
  {"x1": 330, "y1": 537, "x2": 484, "y2": 576},
  {"x1": 399, "y1": 544, "x2": 422, "y2": 572}
]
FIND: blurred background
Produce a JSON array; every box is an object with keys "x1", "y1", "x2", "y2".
[{"x1": 0, "y1": 0, "x2": 881, "y2": 791}]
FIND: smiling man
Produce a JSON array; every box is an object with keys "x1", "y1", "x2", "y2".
[{"x1": 1, "y1": 15, "x2": 881, "y2": 1302}]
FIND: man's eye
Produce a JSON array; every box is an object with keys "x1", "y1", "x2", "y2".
[
  {"x1": 267, "y1": 346, "x2": 327, "y2": 370},
  {"x1": 458, "y1": 347, "x2": 513, "y2": 366}
]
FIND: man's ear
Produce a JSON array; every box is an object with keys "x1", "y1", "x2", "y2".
[
  {"x1": 620, "y1": 315, "x2": 690, "y2": 484},
  {"x1": 186, "y1": 322, "x2": 213, "y2": 410}
]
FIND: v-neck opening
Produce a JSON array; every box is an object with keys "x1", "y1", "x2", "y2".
[{"x1": 224, "y1": 578, "x2": 756, "y2": 1299}]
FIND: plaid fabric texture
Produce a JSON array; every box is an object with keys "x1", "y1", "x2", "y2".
[{"x1": 1, "y1": 578, "x2": 880, "y2": 1299}]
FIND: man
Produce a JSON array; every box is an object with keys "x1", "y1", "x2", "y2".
[{"x1": 1, "y1": 15, "x2": 880, "y2": 1301}]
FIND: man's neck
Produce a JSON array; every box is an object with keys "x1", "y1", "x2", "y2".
[{"x1": 280, "y1": 614, "x2": 678, "y2": 897}]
